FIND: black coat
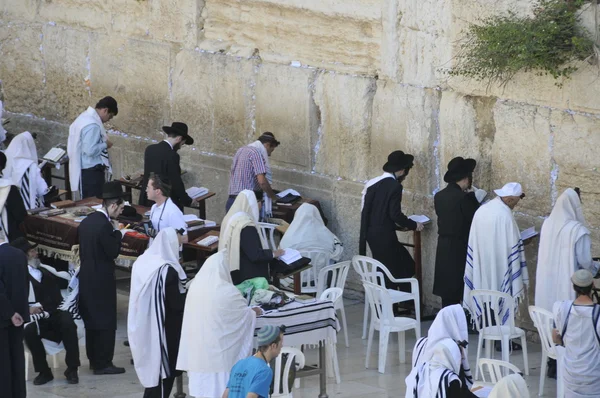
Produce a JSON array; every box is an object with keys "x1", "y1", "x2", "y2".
[
  {"x1": 29, "y1": 268, "x2": 68, "y2": 315},
  {"x1": 138, "y1": 141, "x2": 192, "y2": 210},
  {"x1": 0, "y1": 244, "x2": 29, "y2": 328},
  {"x1": 359, "y1": 178, "x2": 417, "y2": 286},
  {"x1": 4, "y1": 185, "x2": 27, "y2": 242},
  {"x1": 78, "y1": 211, "x2": 122, "y2": 330},
  {"x1": 164, "y1": 267, "x2": 186, "y2": 376},
  {"x1": 231, "y1": 226, "x2": 274, "y2": 285},
  {"x1": 433, "y1": 183, "x2": 480, "y2": 300}
]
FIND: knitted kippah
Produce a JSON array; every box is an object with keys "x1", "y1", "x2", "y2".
[{"x1": 257, "y1": 325, "x2": 282, "y2": 346}]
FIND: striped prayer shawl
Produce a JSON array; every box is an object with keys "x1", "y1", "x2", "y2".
[
  {"x1": 19, "y1": 167, "x2": 40, "y2": 210},
  {"x1": 412, "y1": 337, "x2": 473, "y2": 390}
]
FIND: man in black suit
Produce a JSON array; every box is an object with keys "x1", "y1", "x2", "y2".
[
  {"x1": 0, "y1": 228, "x2": 29, "y2": 398},
  {"x1": 139, "y1": 122, "x2": 197, "y2": 210},
  {"x1": 0, "y1": 151, "x2": 27, "y2": 242},
  {"x1": 360, "y1": 151, "x2": 424, "y2": 290},
  {"x1": 78, "y1": 181, "x2": 127, "y2": 375},
  {"x1": 12, "y1": 237, "x2": 81, "y2": 385}
]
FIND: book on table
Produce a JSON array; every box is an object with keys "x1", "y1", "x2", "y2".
[
  {"x1": 185, "y1": 186, "x2": 209, "y2": 199},
  {"x1": 42, "y1": 147, "x2": 66, "y2": 163}
]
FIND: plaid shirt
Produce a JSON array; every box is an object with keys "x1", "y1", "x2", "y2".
[{"x1": 228, "y1": 146, "x2": 267, "y2": 195}]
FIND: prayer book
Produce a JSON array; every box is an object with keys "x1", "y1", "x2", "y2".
[
  {"x1": 51, "y1": 200, "x2": 76, "y2": 209},
  {"x1": 39, "y1": 209, "x2": 66, "y2": 218},
  {"x1": 408, "y1": 214, "x2": 431, "y2": 224},
  {"x1": 42, "y1": 147, "x2": 66, "y2": 162},
  {"x1": 183, "y1": 214, "x2": 200, "y2": 222},
  {"x1": 27, "y1": 206, "x2": 50, "y2": 215},
  {"x1": 520, "y1": 227, "x2": 538, "y2": 241},
  {"x1": 276, "y1": 189, "x2": 301, "y2": 198},
  {"x1": 185, "y1": 186, "x2": 209, "y2": 199},
  {"x1": 279, "y1": 248, "x2": 302, "y2": 265}
]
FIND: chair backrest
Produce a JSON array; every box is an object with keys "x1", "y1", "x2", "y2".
[
  {"x1": 271, "y1": 347, "x2": 306, "y2": 397},
  {"x1": 528, "y1": 305, "x2": 558, "y2": 358},
  {"x1": 478, "y1": 359, "x2": 521, "y2": 383},
  {"x1": 298, "y1": 248, "x2": 331, "y2": 293},
  {"x1": 352, "y1": 255, "x2": 396, "y2": 285},
  {"x1": 319, "y1": 287, "x2": 343, "y2": 304},
  {"x1": 362, "y1": 279, "x2": 394, "y2": 324},
  {"x1": 469, "y1": 289, "x2": 517, "y2": 333},
  {"x1": 316, "y1": 260, "x2": 351, "y2": 298},
  {"x1": 258, "y1": 222, "x2": 278, "y2": 250}
]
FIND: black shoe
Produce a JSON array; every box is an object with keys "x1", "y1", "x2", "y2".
[
  {"x1": 33, "y1": 370, "x2": 54, "y2": 385},
  {"x1": 123, "y1": 340, "x2": 130, "y2": 347},
  {"x1": 64, "y1": 368, "x2": 79, "y2": 384},
  {"x1": 93, "y1": 365, "x2": 126, "y2": 375}
]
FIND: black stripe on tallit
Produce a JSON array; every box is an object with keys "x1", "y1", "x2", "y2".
[{"x1": 154, "y1": 265, "x2": 170, "y2": 379}]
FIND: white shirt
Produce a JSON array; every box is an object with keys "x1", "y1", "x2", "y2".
[
  {"x1": 150, "y1": 198, "x2": 187, "y2": 235},
  {"x1": 28, "y1": 265, "x2": 42, "y2": 283}
]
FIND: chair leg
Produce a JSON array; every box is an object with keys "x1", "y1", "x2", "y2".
[
  {"x1": 339, "y1": 304, "x2": 349, "y2": 348},
  {"x1": 365, "y1": 324, "x2": 375, "y2": 369},
  {"x1": 475, "y1": 333, "x2": 483, "y2": 380},
  {"x1": 398, "y1": 331, "x2": 406, "y2": 364},
  {"x1": 501, "y1": 337, "x2": 510, "y2": 374},
  {"x1": 362, "y1": 298, "x2": 369, "y2": 340},
  {"x1": 25, "y1": 352, "x2": 29, "y2": 381},
  {"x1": 52, "y1": 353, "x2": 59, "y2": 369},
  {"x1": 331, "y1": 342, "x2": 341, "y2": 384},
  {"x1": 521, "y1": 335, "x2": 529, "y2": 376},
  {"x1": 539, "y1": 350, "x2": 547, "y2": 396},
  {"x1": 378, "y1": 329, "x2": 390, "y2": 374}
]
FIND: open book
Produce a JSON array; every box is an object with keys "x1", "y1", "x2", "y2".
[
  {"x1": 408, "y1": 215, "x2": 431, "y2": 224},
  {"x1": 185, "y1": 186, "x2": 209, "y2": 199},
  {"x1": 42, "y1": 147, "x2": 66, "y2": 163},
  {"x1": 520, "y1": 227, "x2": 538, "y2": 241},
  {"x1": 279, "y1": 248, "x2": 302, "y2": 265}
]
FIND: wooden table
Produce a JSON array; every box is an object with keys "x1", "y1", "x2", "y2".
[
  {"x1": 182, "y1": 229, "x2": 220, "y2": 267},
  {"x1": 39, "y1": 158, "x2": 72, "y2": 200}
]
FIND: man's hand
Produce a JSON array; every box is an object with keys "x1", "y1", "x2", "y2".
[
  {"x1": 273, "y1": 249, "x2": 285, "y2": 258},
  {"x1": 251, "y1": 307, "x2": 263, "y2": 316},
  {"x1": 11, "y1": 313, "x2": 24, "y2": 327},
  {"x1": 415, "y1": 222, "x2": 425, "y2": 232},
  {"x1": 29, "y1": 306, "x2": 43, "y2": 315},
  {"x1": 552, "y1": 328, "x2": 563, "y2": 345},
  {"x1": 106, "y1": 139, "x2": 114, "y2": 149}
]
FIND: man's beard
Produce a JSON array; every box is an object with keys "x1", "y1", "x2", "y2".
[
  {"x1": 174, "y1": 142, "x2": 182, "y2": 152},
  {"x1": 29, "y1": 257, "x2": 41, "y2": 268}
]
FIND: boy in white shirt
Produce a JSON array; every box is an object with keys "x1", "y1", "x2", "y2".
[{"x1": 146, "y1": 173, "x2": 188, "y2": 243}]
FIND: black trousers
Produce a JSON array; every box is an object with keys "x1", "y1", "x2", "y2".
[
  {"x1": 81, "y1": 166, "x2": 105, "y2": 199},
  {"x1": 85, "y1": 329, "x2": 115, "y2": 370},
  {"x1": 143, "y1": 376, "x2": 176, "y2": 398},
  {"x1": 0, "y1": 326, "x2": 26, "y2": 398},
  {"x1": 24, "y1": 310, "x2": 81, "y2": 372}
]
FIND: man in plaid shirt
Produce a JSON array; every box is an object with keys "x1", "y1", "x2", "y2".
[{"x1": 227, "y1": 133, "x2": 280, "y2": 211}]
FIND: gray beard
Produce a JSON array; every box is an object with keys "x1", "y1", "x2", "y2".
[{"x1": 29, "y1": 258, "x2": 41, "y2": 268}]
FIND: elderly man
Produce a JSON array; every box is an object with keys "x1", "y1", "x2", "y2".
[
  {"x1": 68, "y1": 97, "x2": 118, "y2": 199},
  {"x1": 12, "y1": 238, "x2": 80, "y2": 385},
  {"x1": 553, "y1": 269, "x2": 600, "y2": 397},
  {"x1": 227, "y1": 132, "x2": 280, "y2": 213},
  {"x1": 463, "y1": 182, "x2": 529, "y2": 325}
]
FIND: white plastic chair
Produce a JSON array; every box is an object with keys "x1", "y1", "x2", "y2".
[
  {"x1": 362, "y1": 279, "x2": 421, "y2": 373},
  {"x1": 258, "y1": 222, "x2": 278, "y2": 250},
  {"x1": 298, "y1": 248, "x2": 331, "y2": 294},
  {"x1": 352, "y1": 255, "x2": 420, "y2": 340},
  {"x1": 319, "y1": 287, "x2": 342, "y2": 384},
  {"x1": 478, "y1": 358, "x2": 522, "y2": 383},
  {"x1": 469, "y1": 290, "x2": 529, "y2": 380},
  {"x1": 529, "y1": 306, "x2": 563, "y2": 396},
  {"x1": 271, "y1": 347, "x2": 306, "y2": 398},
  {"x1": 317, "y1": 261, "x2": 351, "y2": 348}
]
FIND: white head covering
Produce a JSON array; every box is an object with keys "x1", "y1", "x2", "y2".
[
  {"x1": 279, "y1": 203, "x2": 343, "y2": 260},
  {"x1": 221, "y1": 190, "x2": 260, "y2": 230},
  {"x1": 176, "y1": 252, "x2": 256, "y2": 374},
  {"x1": 128, "y1": 228, "x2": 186, "y2": 388},
  {"x1": 494, "y1": 182, "x2": 523, "y2": 197},
  {"x1": 406, "y1": 338, "x2": 463, "y2": 398},
  {"x1": 535, "y1": 188, "x2": 590, "y2": 311},
  {"x1": 488, "y1": 373, "x2": 530, "y2": 398},
  {"x1": 3, "y1": 131, "x2": 37, "y2": 186}
]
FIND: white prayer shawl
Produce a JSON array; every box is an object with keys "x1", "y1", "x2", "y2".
[
  {"x1": 219, "y1": 211, "x2": 256, "y2": 272},
  {"x1": 279, "y1": 203, "x2": 343, "y2": 261},
  {"x1": 535, "y1": 189, "x2": 590, "y2": 311},
  {"x1": 176, "y1": 252, "x2": 256, "y2": 397},
  {"x1": 488, "y1": 374, "x2": 530, "y2": 398},
  {"x1": 0, "y1": 178, "x2": 12, "y2": 235},
  {"x1": 128, "y1": 228, "x2": 186, "y2": 388},
  {"x1": 361, "y1": 172, "x2": 395, "y2": 210},
  {"x1": 220, "y1": 190, "x2": 267, "y2": 249},
  {"x1": 4, "y1": 131, "x2": 48, "y2": 209},
  {"x1": 406, "y1": 338, "x2": 462, "y2": 398},
  {"x1": 463, "y1": 197, "x2": 528, "y2": 324},
  {"x1": 248, "y1": 140, "x2": 273, "y2": 217},
  {"x1": 68, "y1": 107, "x2": 112, "y2": 194}
]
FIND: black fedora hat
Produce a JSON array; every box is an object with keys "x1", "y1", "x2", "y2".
[
  {"x1": 119, "y1": 205, "x2": 142, "y2": 222},
  {"x1": 383, "y1": 150, "x2": 414, "y2": 173},
  {"x1": 444, "y1": 157, "x2": 477, "y2": 183},
  {"x1": 98, "y1": 181, "x2": 126, "y2": 200},
  {"x1": 10, "y1": 237, "x2": 38, "y2": 254},
  {"x1": 162, "y1": 122, "x2": 194, "y2": 145}
]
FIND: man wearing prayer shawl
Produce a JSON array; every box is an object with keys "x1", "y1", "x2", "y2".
[
  {"x1": 488, "y1": 374, "x2": 530, "y2": 398},
  {"x1": 128, "y1": 228, "x2": 187, "y2": 398},
  {"x1": 0, "y1": 152, "x2": 27, "y2": 242},
  {"x1": 535, "y1": 188, "x2": 600, "y2": 312},
  {"x1": 463, "y1": 182, "x2": 529, "y2": 325},
  {"x1": 68, "y1": 97, "x2": 117, "y2": 199},
  {"x1": 176, "y1": 252, "x2": 261, "y2": 398},
  {"x1": 4, "y1": 131, "x2": 48, "y2": 209},
  {"x1": 280, "y1": 202, "x2": 343, "y2": 262},
  {"x1": 220, "y1": 190, "x2": 283, "y2": 285},
  {"x1": 360, "y1": 150, "x2": 424, "y2": 290}
]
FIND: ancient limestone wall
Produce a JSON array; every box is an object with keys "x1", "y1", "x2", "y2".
[{"x1": 1, "y1": 0, "x2": 599, "y2": 329}]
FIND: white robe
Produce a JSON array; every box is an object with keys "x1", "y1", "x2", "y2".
[
  {"x1": 128, "y1": 228, "x2": 186, "y2": 388},
  {"x1": 219, "y1": 189, "x2": 267, "y2": 250},
  {"x1": 488, "y1": 374, "x2": 530, "y2": 398},
  {"x1": 176, "y1": 252, "x2": 256, "y2": 398},
  {"x1": 463, "y1": 196, "x2": 528, "y2": 324},
  {"x1": 536, "y1": 189, "x2": 599, "y2": 311}
]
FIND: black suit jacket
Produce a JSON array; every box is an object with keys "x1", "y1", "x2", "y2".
[
  {"x1": 4, "y1": 185, "x2": 27, "y2": 242},
  {"x1": 231, "y1": 226, "x2": 274, "y2": 285},
  {"x1": 139, "y1": 141, "x2": 192, "y2": 210},
  {"x1": 29, "y1": 268, "x2": 68, "y2": 315},
  {"x1": 0, "y1": 243, "x2": 29, "y2": 328}
]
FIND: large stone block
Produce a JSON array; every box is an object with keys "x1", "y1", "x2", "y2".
[
  {"x1": 551, "y1": 110, "x2": 600, "y2": 227},
  {"x1": 109, "y1": 0, "x2": 152, "y2": 40},
  {"x1": 89, "y1": 35, "x2": 171, "y2": 138},
  {"x1": 370, "y1": 82, "x2": 441, "y2": 196},
  {"x1": 149, "y1": 0, "x2": 204, "y2": 46},
  {"x1": 171, "y1": 50, "x2": 255, "y2": 155},
  {"x1": 255, "y1": 63, "x2": 317, "y2": 170},
  {"x1": 0, "y1": 24, "x2": 46, "y2": 116},
  {"x1": 42, "y1": 25, "x2": 91, "y2": 123},
  {"x1": 490, "y1": 101, "x2": 552, "y2": 216},
  {"x1": 202, "y1": 0, "x2": 382, "y2": 74},
  {"x1": 1, "y1": 0, "x2": 38, "y2": 22},
  {"x1": 312, "y1": 72, "x2": 376, "y2": 181},
  {"x1": 38, "y1": 0, "x2": 111, "y2": 32}
]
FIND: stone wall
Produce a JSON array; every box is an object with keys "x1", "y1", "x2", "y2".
[{"x1": 2, "y1": 0, "x2": 599, "y2": 329}]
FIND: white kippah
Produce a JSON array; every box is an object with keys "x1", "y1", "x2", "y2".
[{"x1": 494, "y1": 182, "x2": 523, "y2": 197}]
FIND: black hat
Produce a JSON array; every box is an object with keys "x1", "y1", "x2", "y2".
[
  {"x1": 382, "y1": 150, "x2": 414, "y2": 173},
  {"x1": 10, "y1": 237, "x2": 38, "y2": 254},
  {"x1": 443, "y1": 157, "x2": 477, "y2": 183},
  {"x1": 98, "y1": 181, "x2": 126, "y2": 199},
  {"x1": 119, "y1": 205, "x2": 142, "y2": 222},
  {"x1": 162, "y1": 122, "x2": 194, "y2": 145}
]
